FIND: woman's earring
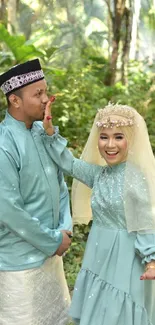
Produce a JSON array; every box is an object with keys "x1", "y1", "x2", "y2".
[{"x1": 128, "y1": 149, "x2": 133, "y2": 155}]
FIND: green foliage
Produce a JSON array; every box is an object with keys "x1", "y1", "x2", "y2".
[
  {"x1": 142, "y1": 1, "x2": 155, "y2": 31},
  {"x1": 0, "y1": 24, "x2": 59, "y2": 72},
  {"x1": 63, "y1": 223, "x2": 91, "y2": 292},
  {"x1": 144, "y1": 101, "x2": 155, "y2": 154},
  {"x1": 50, "y1": 63, "x2": 107, "y2": 151},
  {"x1": 48, "y1": 56, "x2": 155, "y2": 154},
  {"x1": 0, "y1": 24, "x2": 43, "y2": 64}
]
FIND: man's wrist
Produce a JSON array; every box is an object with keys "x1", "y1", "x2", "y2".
[{"x1": 45, "y1": 126, "x2": 55, "y2": 136}]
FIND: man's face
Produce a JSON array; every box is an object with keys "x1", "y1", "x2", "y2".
[{"x1": 18, "y1": 79, "x2": 49, "y2": 125}]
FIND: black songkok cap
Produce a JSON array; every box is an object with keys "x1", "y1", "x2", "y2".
[{"x1": 0, "y1": 59, "x2": 44, "y2": 95}]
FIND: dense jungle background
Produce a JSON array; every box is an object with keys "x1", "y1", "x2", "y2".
[{"x1": 0, "y1": 0, "x2": 155, "y2": 293}]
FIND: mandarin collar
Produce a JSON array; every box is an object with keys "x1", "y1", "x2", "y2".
[
  {"x1": 4, "y1": 111, "x2": 31, "y2": 131},
  {"x1": 106, "y1": 161, "x2": 126, "y2": 172}
]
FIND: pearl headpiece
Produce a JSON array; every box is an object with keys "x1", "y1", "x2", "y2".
[{"x1": 96, "y1": 103, "x2": 135, "y2": 128}]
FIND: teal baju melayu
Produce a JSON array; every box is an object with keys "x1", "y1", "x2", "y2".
[
  {"x1": 43, "y1": 131, "x2": 155, "y2": 325},
  {"x1": 0, "y1": 112, "x2": 72, "y2": 325}
]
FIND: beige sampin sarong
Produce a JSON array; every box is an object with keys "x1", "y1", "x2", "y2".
[{"x1": 0, "y1": 256, "x2": 71, "y2": 325}]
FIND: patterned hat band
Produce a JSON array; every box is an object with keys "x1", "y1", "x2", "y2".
[{"x1": 0, "y1": 70, "x2": 44, "y2": 95}]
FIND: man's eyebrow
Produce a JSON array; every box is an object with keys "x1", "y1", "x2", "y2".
[{"x1": 35, "y1": 88, "x2": 47, "y2": 92}]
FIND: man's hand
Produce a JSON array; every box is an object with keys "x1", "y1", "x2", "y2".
[
  {"x1": 43, "y1": 98, "x2": 55, "y2": 136},
  {"x1": 55, "y1": 230, "x2": 72, "y2": 256}
]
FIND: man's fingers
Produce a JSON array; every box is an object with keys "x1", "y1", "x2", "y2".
[
  {"x1": 61, "y1": 230, "x2": 72, "y2": 234},
  {"x1": 65, "y1": 230, "x2": 72, "y2": 237},
  {"x1": 46, "y1": 115, "x2": 52, "y2": 121},
  {"x1": 45, "y1": 100, "x2": 52, "y2": 117},
  {"x1": 44, "y1": 95, "x2": 56, "y2": 120},
  {"x1": 49, "y1": 95, "x2": 56, "y2": 103}
]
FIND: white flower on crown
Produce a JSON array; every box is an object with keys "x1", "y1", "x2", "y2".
[{"x1": 96, "y1": 102, "x2": 135, "y2": 128}]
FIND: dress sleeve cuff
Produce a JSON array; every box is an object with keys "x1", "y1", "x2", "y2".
[
  {"x1": 135, "y1": 233, "x2": 155, "y2": 264},
  {"x1": 141, "y1": 255, "x2": 155, "y2": 264}
]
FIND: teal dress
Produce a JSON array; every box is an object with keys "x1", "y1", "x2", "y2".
[{"x1": 43, "y1": 132, "x2": 155, "y2": 325}]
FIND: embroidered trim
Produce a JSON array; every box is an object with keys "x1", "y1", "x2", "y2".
[
  {"x1": 96, "y1": 117, "x2": 134, "y2": 128},
  {"x1": 1, "y1": 70, "x2": 44, "y2": 94}
]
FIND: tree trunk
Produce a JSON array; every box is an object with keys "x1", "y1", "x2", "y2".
[
  {"x1": 121, "y1": 1, "x2": 133, "y2": 85},
  {"x1": 107, "y1": 8, "x2": 112, "y2": 60},
  {"x1": 129, "y1": 0, "x2": 141, "y2": 60},
  {"x1": 7, "y1": 0, "x2": 17, "y2": 34},
  {"x1": 148, "y1": 0, "x2": 155, "y2": 64},
  {"x1": 65, "y1": 0, "x2": 76, "y2": 24},
  {"x1": 0, "y1": 0, "x2": 7, "y2": 23},
  {"x1": 105, "y1": 0, "x2": 126, "y2": 85}
]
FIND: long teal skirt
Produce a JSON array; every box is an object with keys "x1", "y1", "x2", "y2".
[{"x1": 69, "y1": 223, "x2": 155, "y2": 325}]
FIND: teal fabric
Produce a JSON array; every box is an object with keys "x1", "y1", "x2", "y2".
[
  {"x1": 0, "y1": 112, "x2": 72, "y2": 271},
  {"x1": 43, "y1": 133, "x2": 155, "y2": 325}
]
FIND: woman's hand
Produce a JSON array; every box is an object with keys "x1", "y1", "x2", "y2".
[
  {"x1": 140, "y1": 262, "x2": 155, "y2": 280},
  {"x1": 43, "y1": 96, "x2": 55, "y2": 136}
]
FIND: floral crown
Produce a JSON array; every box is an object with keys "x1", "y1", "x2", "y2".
[{"x1": 96, "y1": 103, "x2": 135, "y2": 128}]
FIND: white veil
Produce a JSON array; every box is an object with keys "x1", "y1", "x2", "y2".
[{"x1": 71, "y1": 114, "x2": 104, "y2": 225}]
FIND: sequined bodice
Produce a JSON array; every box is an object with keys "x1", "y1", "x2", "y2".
[{"x1": 91, "y1": 163, "x2": 126, "y2": 229}]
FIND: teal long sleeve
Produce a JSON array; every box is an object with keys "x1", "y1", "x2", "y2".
[
  {"x1": 135, "y1": 233, "x2": 155, "y2": 264},
  {"x1": 0, "y1": 148, "x2": 63, "y2": 257},
  {"x1": 43, "y1": 132, "x2": 102, "y2": 189},
  {"x1": 57, "y1": 169, "x2": 72, "y2": 231}
]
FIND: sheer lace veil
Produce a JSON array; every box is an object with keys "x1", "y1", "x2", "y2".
[{"x1": 71, "y1": 103, "x2": 155, "y2": 232}]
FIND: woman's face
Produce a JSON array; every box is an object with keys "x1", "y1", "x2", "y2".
[{"x1": 98, "y1": 126, "x2": 128, "y2": 166}]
